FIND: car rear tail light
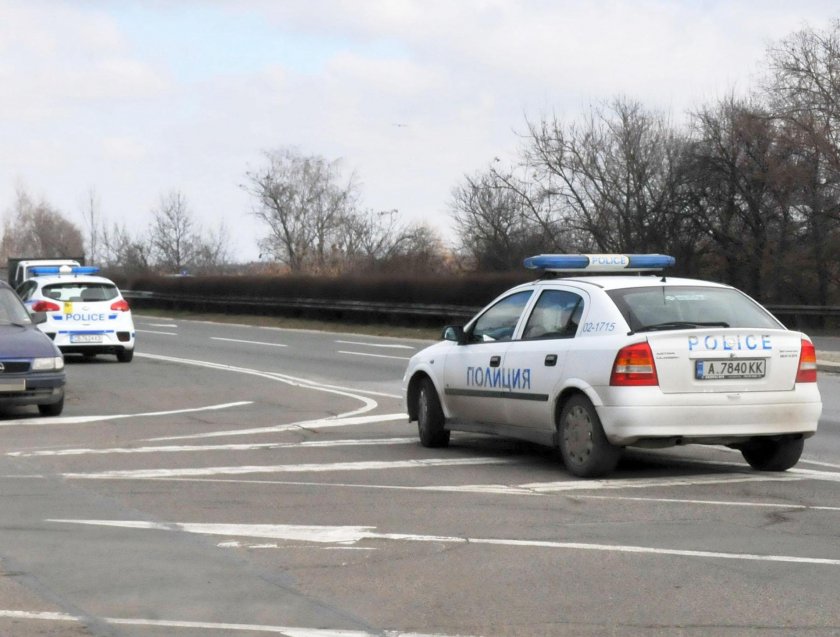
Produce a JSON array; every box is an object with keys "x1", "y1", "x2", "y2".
[
  {"x1": 31, "y1": 300, "x2": 60, "y2": 312},
  {"x1": 611, "y1": 341, "x2": 659, "y2": 386},
  {"x1": 111, "y1": 299, "x2": 130, "y2": 312},
  {"x1": 796, "y1": 339, "x2": 817, "y2": 383}
]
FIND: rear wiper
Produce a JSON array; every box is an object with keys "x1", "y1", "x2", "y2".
[{"x1": 630, "y1": 321, "x2": 730, "y2": 335}]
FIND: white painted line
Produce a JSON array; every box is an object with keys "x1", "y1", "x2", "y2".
[
  {"x1": 136, "y1": 329, "x2": 178, "y2": 336},
  {"x1": 335, "y1": 340, "x2": 415, "y2": 350},
  {"x1": 518, "y1": 473, "x2": 803, "y2": 492},
  {"x1": 49, "y1": 519, "x2": 840, "y2": 567},
  {"x1": 338, "y1": 350, "x2": 412, "y2": 361},
  {"x1": 145, "y1": 323, "x2": 178, "y2": 328},
  {"x1": 62, "y1": 457, "x2": 516, "y2": 480},
  {"x1": 0, "y1": 401, "x2": 253, "y2": 427},
  {"x1": 9, "y1": 437, "x2": 417, "y2": 458},
  {"x1": 574, "y1": 494, "x2": 840, "y2": 512},
  {"x1": 136, "y1": 352, "x2": 379, "y2": 419},
  {"x1": 0, "y1": 610, "x2": 465, "y2": 636},
  {"x1": 211, "y1": 337, "x2": 287, "y2": 348},
  {"x1": 147, "y1": 412, "x2": 407, "y2": 442}
]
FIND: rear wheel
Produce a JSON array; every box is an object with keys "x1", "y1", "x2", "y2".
[
  {"x1": 38, "y1": 395, "x2": 64, "y2": 417},
  {"x1": 558, "y1": 395, "x2": 621, "y2": 478},
  {"x1": 417, "y1": 378, "x2": 450, "y2": 448},
  {"x1": 116, "y1": 349, "x2": 134, "y2": 363},
  {"x1": 740, "y1": 437, "x2": 804, "y2": 471}
]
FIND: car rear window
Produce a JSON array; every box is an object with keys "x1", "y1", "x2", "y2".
[
  {"x1": 43, "y1": 283, "x2": 119, "y2": 303},
  {"x1": 607, "y1": 285, "x2": 781, "y2": 332}
]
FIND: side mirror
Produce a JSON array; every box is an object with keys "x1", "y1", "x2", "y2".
[
  {"x1": 442, "y1": 325, "x2": 467, "y2": 345},
  {"x1": 30, "y1": 311, "x2": 47, "y2": 325}
]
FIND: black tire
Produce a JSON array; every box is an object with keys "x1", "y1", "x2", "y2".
[
  {"x1": 417, "y1": 378, "x2": 450, "y2": 448},
  {"x1": 116, "y1": 349, "x2": 134, "y2": 363},
  {"x1": 38, "y1": 395, "x2": 64, "y2": 417},
  {"x1": 558, "y1": 395, "x2": 621, "y2": 478},
  {"x1": 740, "y1": 437, "x2": 804, "y2": 471}
]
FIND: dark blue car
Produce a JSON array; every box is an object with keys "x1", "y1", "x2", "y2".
[{"x1": 0, "y1": 281, "x2": 65, "y2": 416}]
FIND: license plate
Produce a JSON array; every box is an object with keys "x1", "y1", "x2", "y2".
[
  {"x1": 695, "y1": 359, "x2": 766, "y2": 380},
  {"x1": 0, "y1": 381, "x2": 25, "y2": 392},
  {"x1": 71, "y1": 334, "x2": 103, "y2": 344}
]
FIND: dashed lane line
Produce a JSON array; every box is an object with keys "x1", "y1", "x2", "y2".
[
  {"x1": 0, "y1": 401, "x2": 252, "y2": 427},
  {"x1": 7, "y1": 437, "x2": 418, "y2": 458},
  {"x1": 335, "y1": 340, "x2": 415, "y2": 350},
  {"x1": 146, "y1": 412, "x2": 407, "y2": 442},
  {"x1": 61, "y1": 457, "x2": 518, "y2": 480},
  {"x1": 211, "y1": 337, "x2": 288, "y2": 347},
  {"x1": 135, "y1": 329, "x2": 178, "y2": 336},
  {"x1": 48, "y1": 519, "x2": 840, "y2": 567},
  {"x1": 337, "y1": 350, "x2": 412, "y2": 361},
  {"x1": 0, "y1": 610, "x2": 467, "y2": 636}
]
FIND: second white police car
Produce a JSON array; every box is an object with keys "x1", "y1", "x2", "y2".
[
  {"x1": 403, "y1": 254, "x2": 822, "y2": 478},
  {"x1": 16, "y1": 266, "x2": 136, "y2": 362}
]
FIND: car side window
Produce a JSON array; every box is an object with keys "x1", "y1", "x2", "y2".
[
  {"x1": 470, "y1": 291, "x2": 532, "y2": 343},
  {"x1": 522, "y1": 290, "x2": 584, "y2": 340}
]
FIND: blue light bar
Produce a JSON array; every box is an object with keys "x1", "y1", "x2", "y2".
[
  {"x1": 29, "y1": 266, "x2": 100, "y2": 276},
  {"x1": 523, "y1": 254, "x2": 675, "y2": 272}
]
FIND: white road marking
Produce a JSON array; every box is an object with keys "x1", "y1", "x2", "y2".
[
  {"x1": 145, "y1": 323, "x2": 178, "y2": 328},
  {"x1": 0, "y1": 610, "x2": 464, "y2": 636},
  {"x1": 338, "y1": 350, "x2": 412, "y2": 361},
  {"x1": 0, "y1": 401, "x2": 252, "y2": 427},
  {"x1": 147, "y1": 412, "x2": 407, "y2": 442},
  {"x1": 61, "y1": 457, "x2": 516, "y2": 480},
  {"x1": 335, "y1": 340, "x2": 415, "y2": 350},
  {"x1": 49, "y1": 519, "x2": 840, "y2": 567},
  {"x1": 518, "y1": 473, "x2": 804, "y2": 492},
  {"x1": 573, "y1": 494, "x2": 840, "y2": 512},
  {"x1": 136, "y1": 329, "x2": 178, "y2": 336},
  {"x1": 211, "y1": 337, "x2": 287, "y2": 347},
  {"x1": 136, "y1": 352, "x2": 379, "y2": 419},
  {"x1": 9, "y1": 437, "x2": 417, "y2": 458}
]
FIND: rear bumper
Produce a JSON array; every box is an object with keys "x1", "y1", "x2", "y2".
[{"x1": 596, "y1": 384, "x2": 822, "y2": 446}]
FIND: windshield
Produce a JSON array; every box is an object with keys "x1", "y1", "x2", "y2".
[
  {"x1": 0, "y1": 287, "x2": 33, "y2": 325},
  {"x1": 607, "y1": 285, "x2": 782, "y2": 333}
]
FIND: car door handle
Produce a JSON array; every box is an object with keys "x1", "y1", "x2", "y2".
[
  {"x1": 545, "y1": 354, "x2": 558, "y2": 367},
  {"x1": 489, "y1": 355, "x2": 501, "y2": 367}
]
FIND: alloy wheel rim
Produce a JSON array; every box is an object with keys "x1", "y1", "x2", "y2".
[{"x1": 564, "y1": 405, "x2": 593, "y2": 464}]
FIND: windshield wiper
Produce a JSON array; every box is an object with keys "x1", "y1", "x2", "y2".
[{"x1": 630, "y1": 321, "x2": 730, "y2": 335}]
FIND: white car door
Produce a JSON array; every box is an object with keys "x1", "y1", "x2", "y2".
[{"x1": 442, "y1": 290, "x2": 533, "y2": 425}]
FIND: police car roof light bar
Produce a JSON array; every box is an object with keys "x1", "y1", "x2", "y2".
[
  {"x1": 523, "y1": 254, "x2": 675, "y2": 272},
  {"x1": 29, "y1": 265, "x2": 100, "y2": 276}
]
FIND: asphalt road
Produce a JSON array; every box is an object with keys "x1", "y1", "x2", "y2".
[{"x1": 0, "y1": 316, "x2": 838, "y2": 636}]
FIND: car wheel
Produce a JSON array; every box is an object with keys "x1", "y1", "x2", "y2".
[
  {"x1": 116, "y1": 349, "x2": 134, "y2": 363},
  {"x1": 740, "y1": 437, "x2": 804, "y2": 471},
  {"x1": 38, "y1": 395, "x2": 64, "y2": 417},
  {"x1": 558, "y1": 395, "x2": 621, "y2": 478},
  {"x1": 417, "y1": 378, "x2": 450, "y2": 448}
]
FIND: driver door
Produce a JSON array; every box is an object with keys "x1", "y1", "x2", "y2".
[{"x1": 442, "y1": 290, "x2": 533, "y2": 424}]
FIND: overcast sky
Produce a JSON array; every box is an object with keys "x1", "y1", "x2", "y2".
[{"x1": 2, "y1": 1, "x2": 839, "y2": 263}]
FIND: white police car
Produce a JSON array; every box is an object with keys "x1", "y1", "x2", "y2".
[
  {"x1": 402, "y1": 254, "x2": 822, "y2": 478},
  {"x1": 16, "y1": 266, "x2": 136, "y2": 362}
]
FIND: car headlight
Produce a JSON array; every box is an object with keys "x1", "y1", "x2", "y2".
[{"x1": 32, "y1": 356, "x2": 64, "y2": 371}]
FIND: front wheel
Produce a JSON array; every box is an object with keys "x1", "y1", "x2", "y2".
[
  {"x1": 740, "y1": 437, "x2": 804, "y2": 471},
  {"x1": 558, "y1": 395, "x2": 621, "y2": 478},
  {"x1": 417, "y1": 378, "x2": 450, "y2": 448}
]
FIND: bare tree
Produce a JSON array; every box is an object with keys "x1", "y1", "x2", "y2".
[
  {"x1": 1, "y1": 188, "x2": 85, "y2": 260},
  {"x1": 149, "y1": 190, "x2": 197, "y2": 273},
  {"x1": 101, "y1": 222, "x2": 152, "y2": 276},
  {"x1": 244, "y1": 148, "x2": 358, "y2": 273},
  {"x1": 766, "y1": 20, "x2": 840, "y2": 305},
  {"x1": 450, "y1": 170, "x2": 546, "y2": 270}
]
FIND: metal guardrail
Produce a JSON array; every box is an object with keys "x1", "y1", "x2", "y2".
[
  {"x1": 123, "y1": 290, "x2": 481, "y2": 322},
  {"x1": 123, "y1": 291, "x2": 840, "y2": 325}
]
